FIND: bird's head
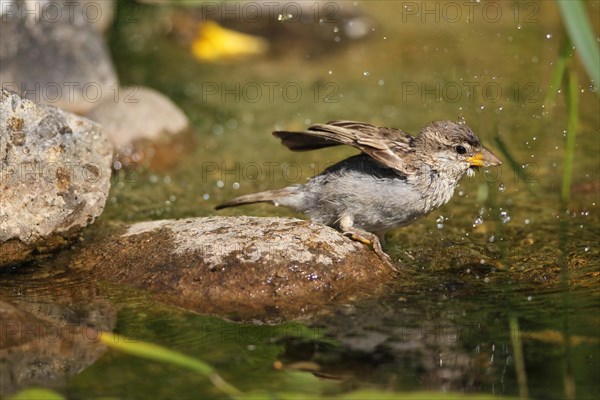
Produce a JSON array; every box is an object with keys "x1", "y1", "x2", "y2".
[{"x1": 415, "y1": 120, "x2": 501, "y2": 179}]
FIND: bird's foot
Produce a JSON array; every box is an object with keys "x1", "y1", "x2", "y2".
[
  {"x1": 343, "y1": 230, "x2": 398, "y2": 273},
  {"x1": 345, "y1": 233, "x2": 372, "y2": 246}
]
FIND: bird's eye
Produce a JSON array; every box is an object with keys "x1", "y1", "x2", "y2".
[{"x1": 455, "y1": 145, "x2": 467, "y2": 154}]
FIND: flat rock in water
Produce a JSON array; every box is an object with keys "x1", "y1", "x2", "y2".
[
  {"x1": 86, "y1": 86, "x2": 192, "y2": 170},
  {"x1": 0, "y1": 8, "x2": 118, "y2": 114},
  {"x1": 0, "y1": 89, "x2": 113, "y2": 267},
  {"x1": 72, "y1": 217, "x2": 393, "y2": 321}
]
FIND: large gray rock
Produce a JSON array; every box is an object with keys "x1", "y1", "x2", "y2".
[
  {"x1": 73, "y1": 217, "x2": 395, "y2": 321},
  {"x1": 0, "y1": 89, "x2": 113, "y2": 267},
  {"x1": 0, "y1": 5, "x2": 118, "y2": 114},
  {"x1": 86, "y1": 86, "x2": 192, "y2": 169},
  {"x1": 0, "y1": 0, "x2": 115, "y2": 33}
]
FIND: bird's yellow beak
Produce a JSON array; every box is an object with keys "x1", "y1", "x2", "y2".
[
  {"x1": 466, "y1": 147, "x2": 502, "y2": 167},
  {"x1": 466, "y1": 153, "x2": 485, "y2": 167}
]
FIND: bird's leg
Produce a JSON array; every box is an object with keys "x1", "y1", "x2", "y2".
[
  {"x1": 339, "y1": 215, "x2": 398, "y2": 272},
  {"x1": 375, "y1": 230, "x2": 386, "y2": 247}
]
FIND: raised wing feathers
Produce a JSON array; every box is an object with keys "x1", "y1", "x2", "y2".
[{"x1": 273, "y1": 121, "x2": 416, "y2": 175}]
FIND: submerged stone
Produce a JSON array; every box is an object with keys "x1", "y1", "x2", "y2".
[{"x1": 0, "y1": 299, "x2": 107, "y2": 397}]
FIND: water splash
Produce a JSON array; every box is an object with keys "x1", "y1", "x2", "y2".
[{"x1": 436, "y1": 216, "x2": 445, "y2": 229}]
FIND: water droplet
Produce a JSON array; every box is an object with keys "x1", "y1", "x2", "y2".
[
  {"x1": 473, "y1": 216, "x2": 484, "y2": 226},
  {"x1": 527, "y1": 296, "x2": 533, "y2": 301},
  {"x1": 488, "y1": 235, "x2": 495, "y2": 243},
  {"x1": 328, "y1": 70, "x2": 333, "y2": 75},
  {"x1": 217, "y1": 180, "x2": 224, "y2": 188},
  {"x1": 524, "y1": 219, "x2": 530, "y2": 224},
  {"x1": 333, "y1": 26, "x2": 339, "y2": 33},
  {"x1": 436, "y1": 216, "x2": 445, "y2": 229},
  {"x1": 500, "y1": 211, "x2": 511, "y2": 224},
  {"x1": 363, "y1": 71, "x2": 370, "y2": 77},
  {"x1": 169, "y1": 195, "x2": 176, "y2": 202},
  {"x1": 498, "y1": 183, "x2": 505, "y2": 192},
  {"x1": 484, "y1": 277, "x2": 490, "y2": 283},
  {"x1": 277, "y1": 13, "x2": 293, "y2": 21},
  {"x1": 212, "y1": 124, "x2": 224, "y2": 135},
  {"x1": 149, "y1": 175, "x2": 158, "y2": 183},
  {"x1": 546, "y1": 33, "x2": 552, "y2": 39},
  {"x1": 232, "y1": 182, "x2": 240, "y2": 190},
  {"x1": 163, "y1": 176, "x2": 172, "y2": 184},
  {"x1": 203, "y1": 193, "x2": 210, "y2": 200},
  {"x1": 378, "y1": 79, "x2": 385, "y2": 86}
]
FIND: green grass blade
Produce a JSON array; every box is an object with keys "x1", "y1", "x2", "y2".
[
  {"x1": 557, "y1": 0, "x2": 600, "y2": 93},
  {"x1": 100, "y1": 331, "x2": 242, "y2": 398},
  {"x1": 561, "y1": 69, "x2": 579, "y2": 204},
  {"x1": 509, "y1": 315, "x2": 529, "y2": 400},
  {"x1": 544, "y1": 57, "x2": 568, "y2": 110},
  {"x1": 544, "y1": 38, "x2": 573, "y2": 110},
  {"x1": 9, "y1": 388, "x2": 65, "y2": 400}
]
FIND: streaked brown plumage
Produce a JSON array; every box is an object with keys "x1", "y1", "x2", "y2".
[{"x1": 216, "y1": 120, "x2": 501, "y2": 269}]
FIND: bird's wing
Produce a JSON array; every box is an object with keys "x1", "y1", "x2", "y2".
[{"x1": 273, "y1": 121, "x2": 416, "y2": 174}]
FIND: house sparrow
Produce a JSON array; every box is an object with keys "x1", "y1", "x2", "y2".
[{"x1": 216, "y1": 120, "x2": 501, "y2": 268}]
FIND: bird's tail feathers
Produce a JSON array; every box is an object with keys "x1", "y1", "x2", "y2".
[{"x1": 215, "y1": 187, "x2": 298, "y2": 210}]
